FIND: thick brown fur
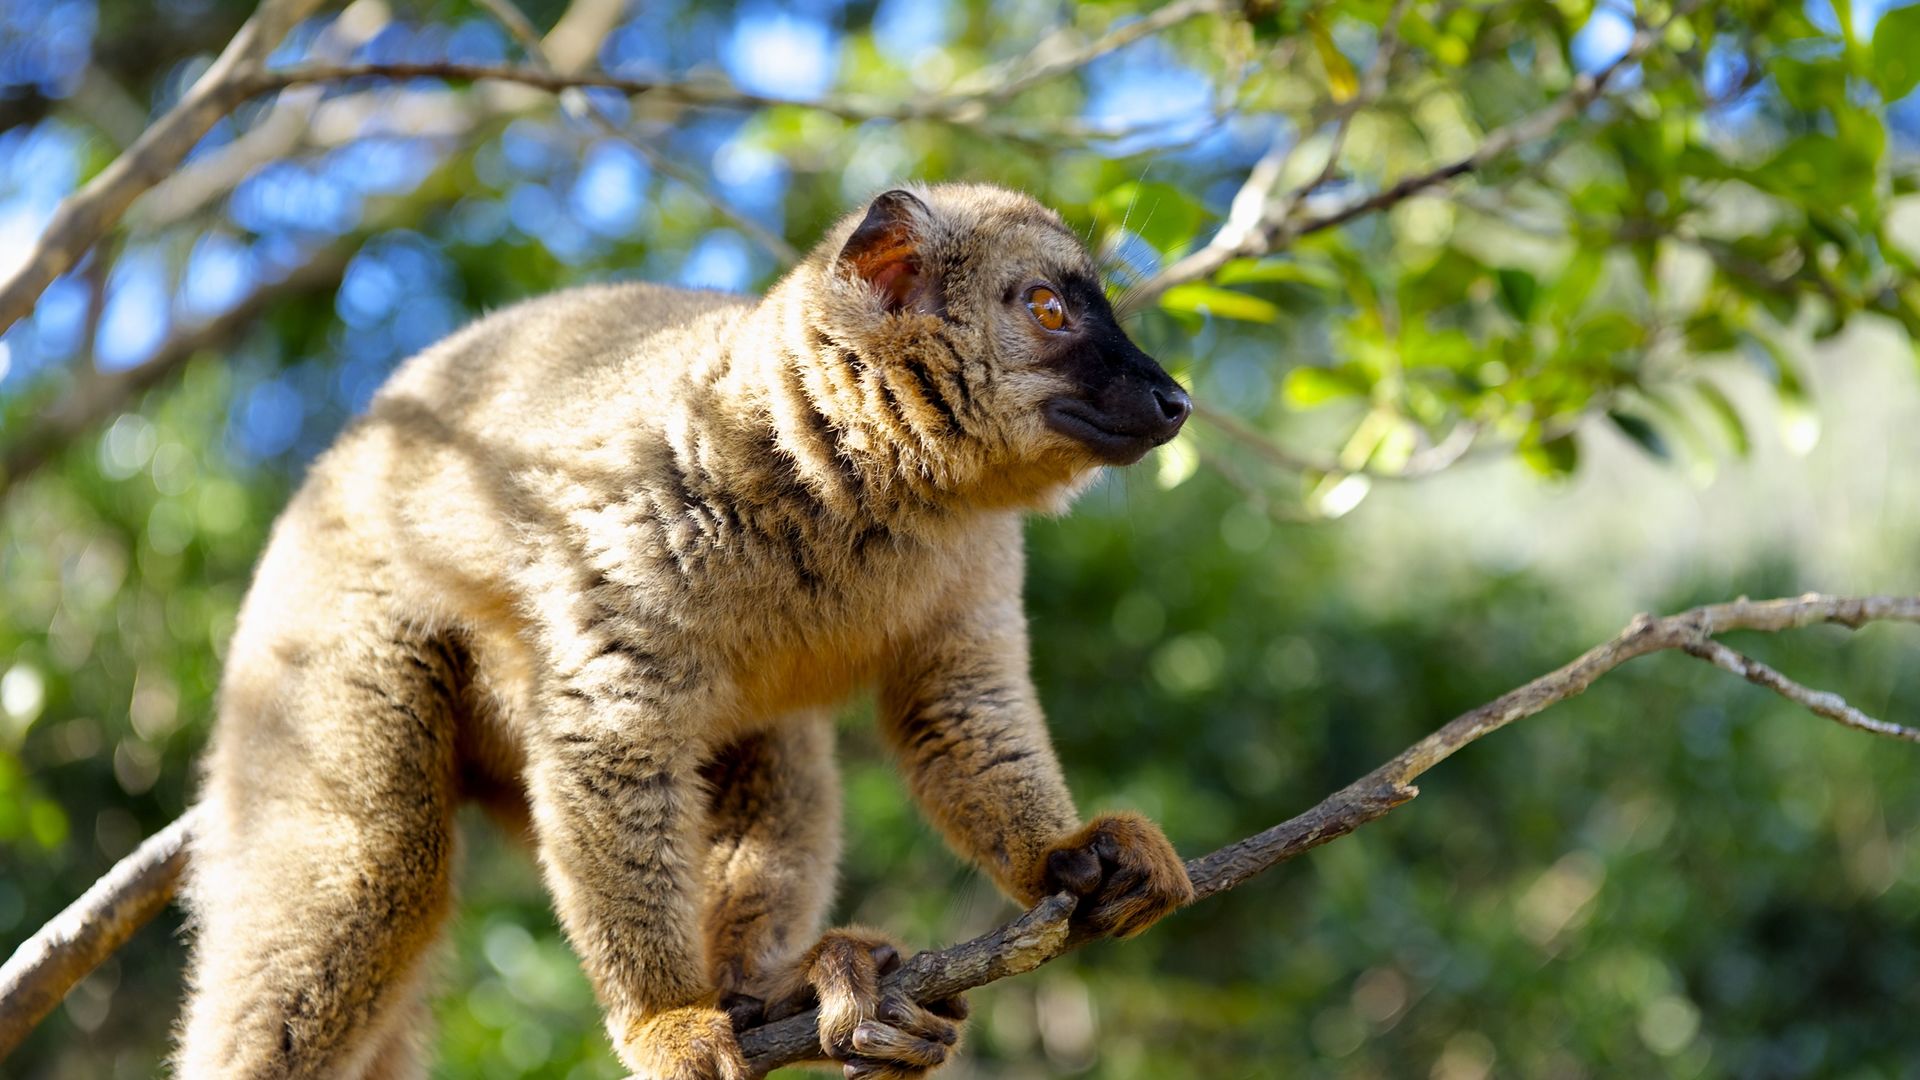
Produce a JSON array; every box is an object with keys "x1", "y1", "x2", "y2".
[{"x1": 175, "y1": 183, "x2": 1194, "y2": 1079}]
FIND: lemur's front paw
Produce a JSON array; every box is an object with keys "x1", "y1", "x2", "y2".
[
  {"x1": 764, "y1": 927, "x2": 968, "y2": 1078},
  {"x1": 621, "y1": 1003, "x2": 749, "y2": 1080},
  {"x1": 1038, "y1": 811, "x2": 1194, "y2": 938}
]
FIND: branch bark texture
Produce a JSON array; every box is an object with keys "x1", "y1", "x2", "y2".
[{"x1": 3, "y1": 595, "x2": 1914, "y2": 1071}]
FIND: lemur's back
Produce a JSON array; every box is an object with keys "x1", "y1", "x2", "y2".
[{"x1": 368, "y1": 281, "x2": 751, "y2": 446}]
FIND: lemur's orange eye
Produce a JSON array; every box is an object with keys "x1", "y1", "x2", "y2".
[{"x1": 1026, "y1": 286, "x2": 1067, "y2": 331}]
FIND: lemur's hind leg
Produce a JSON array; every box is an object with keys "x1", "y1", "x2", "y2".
[
  {"x1": 699, "y1": 718, "x2": 967, "y2": 1077},
  {"x1": 698, "y1": 715, "x2": 841, "y2": 1015},
  {"x1": 175, "y1": 618, "x2": 460, "y2": 1079},
  {"x1": 354, "y1": 991, "x2": 435, "y2": 1080}
]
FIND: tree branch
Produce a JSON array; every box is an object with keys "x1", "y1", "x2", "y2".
[
  {"x1": 5, "y1": 593, "x2": 1914, "y2": 1069},
  {"x1": 127, "y1": 0, "x2": 395, "y2": 232},
  {"x1": 0, "y1": 0, "x2": 634, "y2": 500},
  {"x1": 0, "y1": 245, "x2": 355, "y2": 498},
  {"x1": 234, "y1": 60, "x2": 1169, "y2": 141},
  {"x1": 0, "y1": 810, "x2": 198, "y2": 1059},
  {"x1": 470, "y1": 0, "x2": 799, "y2": 265},
  {"x1": 727, "y1": 592, "x2": 1920, "y2": 1074},
  {"x1": 0, "y1": 0, "x2": 327, "y2": 337},
  {"x1": 1683, "y1": 639, "x2": 1920, "y2": 743},
  {"x1": 1121, "y1": 0, "x2": 1686, "y2": 316}
]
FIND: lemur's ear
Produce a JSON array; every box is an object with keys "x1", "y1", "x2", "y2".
[{"x1": 839, "y1": 189, "x2": 935, "y2": 314}]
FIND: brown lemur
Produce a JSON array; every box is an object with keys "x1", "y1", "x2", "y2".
[{"x1": 174, "y1": 183, "x2": 1196, "y2": 1079}]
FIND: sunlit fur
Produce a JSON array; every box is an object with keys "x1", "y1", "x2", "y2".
[{"x1": 174, "y1": 183, "x2": 1192, "y2": 1079}]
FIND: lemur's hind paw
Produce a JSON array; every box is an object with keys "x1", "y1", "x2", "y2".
[
  {"x1": 620, "y1": 1003, "x2": 749, "y2": 1080},
  {"x1": 761, "y1": 927, "x2": 967, "y2": 1078}
]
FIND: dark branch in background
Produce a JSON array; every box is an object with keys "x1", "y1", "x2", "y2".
[
  {"x1": 0, "y1": 0, "x2": 1235, "y2": 342},
  {"x1": 0, "y1": 246, "x2": 354, "y2": 499},
  {"x1": 5, "y1": 594, "x2": 1916, "y2": 1070}
]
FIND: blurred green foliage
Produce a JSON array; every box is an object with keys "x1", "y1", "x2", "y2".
[{"x1": 4, "y1": 0, "x2": 1920, "y2": 1077}]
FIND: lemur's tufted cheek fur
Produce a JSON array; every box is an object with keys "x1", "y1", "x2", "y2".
[{"x1": 175, "y1": 183, "x2": 1192, "y2": 1080}]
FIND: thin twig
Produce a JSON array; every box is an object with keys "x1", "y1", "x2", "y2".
[
  {"x1": 128, "y1": 0, "x2": 394, "y2": 235},
  {"x1": 1198, "y1": 402, "x2": 1480, "y2": 480},
  {"x1": 1283, "y1": 0, "x2": 1415, "y2": 219},
  {"x1": 472, "y1": 0, "x2": 799, "y2": 264},
  {"x1": 958, "y1": 0, "x2": 1230, "y2": 105},
  {"x1": 236, "y1": 61, "x2": 1171, "y2": 141},
  {"x1": 1684, "y1": 639, "x2": 1920, "y2": 742}
]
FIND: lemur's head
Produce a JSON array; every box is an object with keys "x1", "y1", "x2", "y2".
[{"x1": 795, "y1": 183, "x2": 1190, "y2": 509}]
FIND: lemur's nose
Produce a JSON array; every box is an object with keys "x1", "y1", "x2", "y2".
[{"x1": 1152, "y1": 385, "x2": 1192, "y2": 434}]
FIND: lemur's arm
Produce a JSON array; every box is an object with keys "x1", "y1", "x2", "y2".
[{"x1": 878, "y1": 565, "x2": 1193, "y2": 936}]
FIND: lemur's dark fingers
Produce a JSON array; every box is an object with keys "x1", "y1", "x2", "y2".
[
  {"x1": 796, "y1": 927, "x2": 968, "y2": 1074},
  {"x1": 1039, "y1": 811, "x2": 1195, "y2": 939},
  {"x1": 1044, "y1": 844, "x2": 1103, "y2": 896},
  {"x1": 924, "y1": 992, "x2": 969, "y2": 1021},
  {"x1": 805, "y1": 929, "x2": 900, "y2": 1057},
  {"x1": 719, "y1": 991, "x2": 766, "y2": 1032},
  {"x1": 877, "y1": 987, "x2": 961, "y2": 1046}
]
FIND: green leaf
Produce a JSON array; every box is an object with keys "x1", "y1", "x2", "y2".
[
  {"x1": 1283, "y1": 366, "x2": 1369, "y2": 408},
  {"x1": 1755, "y1": 132, "x2": 1882, "y2": 207},
  {"x1": 1496, "y1": 268, "x2": 1538, "y2": 321},
  {"x1": 1641, "y1": 387, "x2": 1719, "y2": 481},
  {"x1": 1159, "y1": 283, "x2": 1281, "y2": 323},
  {"x1": 1771, "y1": 54, "x2": 1849, "y2": 113},
  {"x1": 1216, "y1": 258, "x2": 1340, "y2": 290},
  {"x1": 1307, "y1": 13, "x2": 1358, "y2": 101},
  {"x1": 1693, "y1": 379, "x2": 1752, "y2": 458},
  {"x1": 1608, "y1": 410, "x2": 1671, "y2": 460},
  {"x1": 1743, "y1": 331, "x2": 1822, "y2": 454},
  {"x1": 1567, "y1": 312, "x2": 1645, "y2": 363},
  {"x1": 1873, "y1": 3, "x2": 1920, "y2": 101},
  {"x1": 1520, "y1": 433, "x2": 1580, "y2": 477},
  {"x1": 1547, "y1": 250, "x2": 1606, "y2": 317},
  {"x1": 1684, "y1": 310, "x2": 1740, "y2": 354}
]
